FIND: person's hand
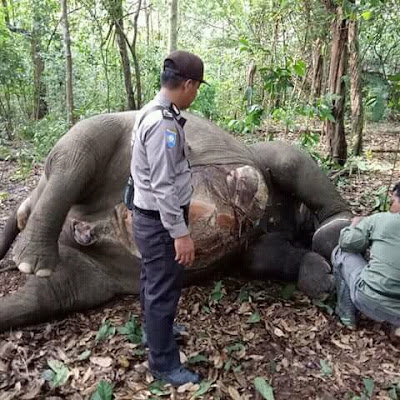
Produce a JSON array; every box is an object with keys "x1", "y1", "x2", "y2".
[
  {"x1": 351, "y1": 216, "x2": 364, "y2": 226},
  {"x1": 174, "y1": 235, "x2": 195, "y2": 267}
]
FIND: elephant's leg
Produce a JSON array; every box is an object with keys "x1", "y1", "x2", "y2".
[
  {"x1": 0, "y1": 250, "x2": 119, "y2": 332},
  {"x1": 243, "y1": 233, "x2": 307, "y2": 281},
  {"x1": 16, "y1": 174, "x2": 47, "y2": 231},
  {"x1": 14, "y1": 153, "x2": 95, "y2": 276},
  {"x1": 244, "y1": 234, "x2": 334, "y2": 299},
  {"x1": 311, "y1": 216, "x2": 351, "y2": 260},
  {"x1": 297, "y1": 252, "x2": 335, "y2": 299}
]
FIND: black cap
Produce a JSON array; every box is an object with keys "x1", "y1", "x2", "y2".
[{"x1": 163, "y1": 50, "x2": 208, "y2": 85}]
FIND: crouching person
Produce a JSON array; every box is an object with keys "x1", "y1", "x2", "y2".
[{"x1": 331, "y1": 182, "x2": 400, "y2": 341}]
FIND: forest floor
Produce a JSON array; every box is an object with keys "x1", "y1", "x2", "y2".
[{"x1": 0, "y1": 121, "x2": 400, "y2": 400}]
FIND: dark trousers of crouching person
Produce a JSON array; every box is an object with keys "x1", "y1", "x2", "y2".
[
  {"x1": 331, "y1": 246, "x2": 400, "y2": 329},
  {"x1": 133, "y1": 208, "x2": 188, "y2": 372}
]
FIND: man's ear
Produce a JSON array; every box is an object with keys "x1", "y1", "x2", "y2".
[{"x1": 183, "y1": 79, "x2": 193, "y2": 90}]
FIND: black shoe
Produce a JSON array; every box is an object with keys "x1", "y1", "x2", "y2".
[
  {"x1": 142, "y1": 323, "x2": 186, "y2": 347},
  {"x1": 151, "y1": 365, "x2": 201, "y2": 386}
]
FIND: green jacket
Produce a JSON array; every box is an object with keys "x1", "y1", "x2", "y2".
[{"x1": 339, "y1": 212, "x2": 400, "y2": 312}]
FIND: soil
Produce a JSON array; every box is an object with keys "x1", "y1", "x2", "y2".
[{"x1": 0, "y1": 122, "x2": 399, "y2": 400}]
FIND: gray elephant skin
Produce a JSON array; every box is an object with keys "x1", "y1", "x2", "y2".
[{"x1": 0, "y1": 111, "x2": 351, "y2": 332}]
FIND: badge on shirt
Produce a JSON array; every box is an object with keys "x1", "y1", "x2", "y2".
[{"x1": 165, "y1": 129, "x2": 177, "y2": 148}]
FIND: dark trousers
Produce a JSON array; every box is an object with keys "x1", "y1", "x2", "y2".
[{"x1": 133, "y1": 210, "x2": 184, "y2": 372}]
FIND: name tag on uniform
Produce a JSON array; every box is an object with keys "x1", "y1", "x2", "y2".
[{"x1": 165, "y1": 129, "x2": 177, "y2": 148}]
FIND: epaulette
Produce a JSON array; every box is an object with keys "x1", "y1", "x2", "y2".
[{"x1": 162, "y1": 109, "x2": 174, "y2": 120}]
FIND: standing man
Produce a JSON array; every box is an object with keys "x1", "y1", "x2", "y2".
[
  {"x1": 130, "y1": 51, "x2": 206, "y2": 385},
  {"x1": 332, "y1": 182, "x2": 400, "y2": 340}
]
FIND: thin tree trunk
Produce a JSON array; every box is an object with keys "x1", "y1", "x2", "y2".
[
  {"x1": 246, "y1": 60, "x2": 256, "y2": 107},
  {"x1": 311, "y1": 38, "x2": 323, "y2": 99},
  {"x1": 348, "y1": 19, "x2": 364, "y2": 156},
  {"x1": 144, "y1": 0, "x2": 150, "y2": 47},
  {"x1": 60, "y1": 0, "x2": 75, "y2": 126},
  {"x1": 116, "y1": 24, "x2": 136, "y2": 110},
  {"x1": 31, "y1": 4, "x2": 48, "y2": 120},
  {"x1": 108, "y1": 0, "x2": 136, "y2": 110},
  {"x1": 130, "y1": 0, "x2": 142, "y2": 108},
  {"x1": 168, "y1": 0, "x2": 178, "y2": 53},
  {"x1": 324, "y1": 6, "x2": 348, "y2": 165}
]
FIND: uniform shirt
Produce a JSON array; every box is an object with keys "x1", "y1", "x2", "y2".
[
  {"x1": 131, "y1": 92, "x2": 192, "y2": 239},
  {"x1": 339, "y1": 212, "x2": 400, "y2": 313}
]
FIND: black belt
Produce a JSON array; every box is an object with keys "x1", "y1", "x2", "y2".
[{"x1": 134, "y1": 205, "x2": 189, "y2": 220}]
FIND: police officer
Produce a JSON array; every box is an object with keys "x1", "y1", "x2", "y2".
[{"x1": 130, "y1": 51, "x2": 206, "y2": 386}]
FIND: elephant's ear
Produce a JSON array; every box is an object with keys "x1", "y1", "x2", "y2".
[{"x1": 72, "y1": 220, "x2": 97, "y2": 246}]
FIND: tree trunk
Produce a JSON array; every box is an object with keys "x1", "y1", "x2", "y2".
[
  {"x1": 246, "y1": 60, "x2": 256, "y2": 107},
  {"x1": 110, "y1": 0, "x2": 136, "y2": 110},
  {"x1": 60, "y1": 0, "x2": 75, "y2": 126},
  {"x1": 31, "y1": 5, "x2": 48, "y2": 120},
  {"x1": 324, "y1": 6, "x2": 348, "y2": 165},
  {"x1": 130, "y1": 0, "x2": 142, "y2": 108},
  {"x1": 168, "y1": 0, "x2": 178, "y2": 53},
  {"x1": 144, "y1": 0, "x2": 150, "y2": 47},
  {"x1": 348, "y1": 19, "x2": 364, "y2": 156},
  {"x1": 311, "y1": 38, "x2": 323, "y2": 99}
]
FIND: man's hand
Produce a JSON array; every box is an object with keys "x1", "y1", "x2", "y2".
[
  {"x1": 174, "y1": 235, "x2": 195, "y2": 267},
  {"x1": 350, "y1": 216, "x2": 365, "y2": 227}
]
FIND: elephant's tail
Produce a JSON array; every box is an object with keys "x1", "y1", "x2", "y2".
[{"x1": 0, "y1": 207, "x2": 19, "y2": 260}]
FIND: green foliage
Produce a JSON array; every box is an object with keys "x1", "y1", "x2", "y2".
[
  {"x1": 117, "y1": 316, "x2": 142, "y2": 344},
  {"x1": 187, "y1": 354, "x2": 209, "y2": 365},
  {"x1": 41, "y1": 360, "x2": 71, "y2": 388},
  {"x1": 247, "y1": 311, "x2": 261, "y2": 323},
  {"x1": 95, "y1": 320, "x2": 116, "y2": 343},
  {"x1": 319, "y1": 359, "x2": 333, "y2": 377},
  {"x1": 92, "y1": 380, "x2": 114, "y2": 400},
  {"x1": 191, "y1": 83, "x2": 218, "y2": 119},
  {"x1": 372, "y1": 185, "x2": 390, "y2": 212},
  {"x1": 254, "y1": 377, "x2": 275, "y2": 400},
  {"x1": 194, "y1": 380, "x2": 212, "y2": 397},
  {"x1": 228, "y1": 104, "x2": 264, "y2": 135},
  {"x1": 209, "y1": 280, "x2": 224, "y2": 303},
  {"x1": 148, "y1": 380, "x2": 169, "y2": 396}
]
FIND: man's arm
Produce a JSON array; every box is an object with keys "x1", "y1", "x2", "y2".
[{"x1": 339, "y1": 215, "x2": 374, "y2": 253}]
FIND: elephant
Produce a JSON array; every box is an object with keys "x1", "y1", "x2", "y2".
[{"x1": 0, "y1": 110, "x2": 352, "y2": 332}]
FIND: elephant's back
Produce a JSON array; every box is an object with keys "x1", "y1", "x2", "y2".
[{"x1": 183, "y1": 112, "x2": 255, "y2": 168}]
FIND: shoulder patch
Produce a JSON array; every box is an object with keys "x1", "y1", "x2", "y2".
[
  {"x1": 162, "y1": 109, "x2": 174, "y2": 120},
  {"x1": 165, "y1": 129, "x2": 177, "y2": 148}
]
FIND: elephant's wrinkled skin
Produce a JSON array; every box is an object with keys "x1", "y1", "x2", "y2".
[{"x1": 0, "y1": 111, "x2": 351, "y2": 331}]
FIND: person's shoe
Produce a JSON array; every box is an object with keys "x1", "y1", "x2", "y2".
[
  {"x1": 151, "y1": 365, "x2": 201, "y2": 386},
  {"x1": 141, "y1": 323, "x2": 186, "y2": 347}
]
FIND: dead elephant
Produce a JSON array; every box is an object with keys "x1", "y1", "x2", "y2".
[{"x1": 0, "y1": 111, "x2": 351, "y2": 332}]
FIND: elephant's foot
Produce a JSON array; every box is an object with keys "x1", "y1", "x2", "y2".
[
  {"x1": 312, "y1": 212, "x2": 352, "y2": 260},
  {"x1": 13, "y1": 236, "x2": 58, "y2": 277},
  {"x1": 297, "y1": 252, "x2": 334, "y2": 299}
]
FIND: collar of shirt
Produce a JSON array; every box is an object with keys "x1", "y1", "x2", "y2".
[{"x1": 154, "y1": 92, "x2": 187, "y2": 128}]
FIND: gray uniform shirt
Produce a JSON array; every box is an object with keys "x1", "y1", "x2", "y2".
[{"x1": 131, "y1": 92, "x2": 192, "y2": 238}]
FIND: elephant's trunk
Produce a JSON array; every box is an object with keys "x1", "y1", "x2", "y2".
[
  {"x1": 250, "y1": 141, "x2": 351, "y2": 222},
  {"x1": 0, "y1": 207, "x2": 19, "y2": 260},
  {"x1": 0, "y1": 275, "x2": 63, "y2": 331}
]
